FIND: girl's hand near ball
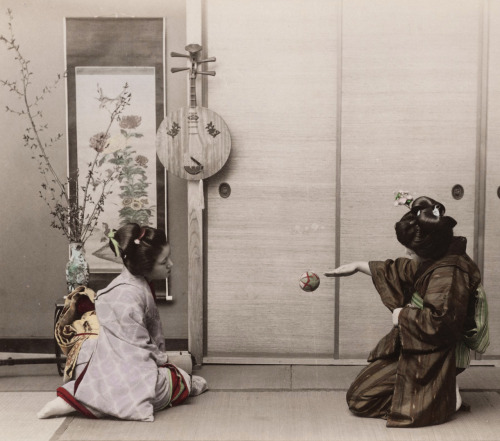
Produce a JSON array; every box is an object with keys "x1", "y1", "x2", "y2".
[{"x1": 324, "y1": 261, "x2": 371, "y2": 277}]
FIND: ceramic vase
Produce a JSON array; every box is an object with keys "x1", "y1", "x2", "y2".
[{"x1": 66, "y1": 242, "x2": 90, "y2": 292}]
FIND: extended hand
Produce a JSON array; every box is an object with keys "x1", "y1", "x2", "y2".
[{"x1": 324, "y1": 263, "x2": 359, "y2": 277}]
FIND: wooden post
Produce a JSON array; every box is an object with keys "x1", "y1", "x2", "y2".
[
  {"x1": 187, "y1": 181, "x2": 204, "y2": 364},
  {"x1": 186, "y1": 0, "x2": 204, "y2": 365}
]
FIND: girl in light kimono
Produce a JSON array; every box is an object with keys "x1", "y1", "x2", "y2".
[
  {"x1": 38, "y1": 223, "x2": 207, "y2": 421},
  {"x1": 325, "y1": 196, "x2": 486, "y2": 427}
]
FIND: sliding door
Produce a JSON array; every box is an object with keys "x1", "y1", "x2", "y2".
[
  {"x1": 484, "y1": 0, "x2": 500, "y2": 358},
  {"x1": 204, "y1": 0, "x2": 339, "y2": 361},
  {"x1": 339, "y1": 0, "x2": 480, "y2": 357}
]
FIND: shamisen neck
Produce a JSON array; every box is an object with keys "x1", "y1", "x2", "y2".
[
  {"x1": 189, "y1": 75, "x2": 197, "y2": 108},
  {"x1": 188, "y1": 74, "x2": 200, "y2": 132}
]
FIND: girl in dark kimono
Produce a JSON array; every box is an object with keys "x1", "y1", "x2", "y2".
[
  {"x1": 38, "y1": 223, "x2": 207, "y2": 421},
  {"x1": 325, "y1": 196, "x2": 483, "y2": 427}
]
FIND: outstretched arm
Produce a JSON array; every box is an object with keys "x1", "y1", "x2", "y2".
[{"x1": 324, "y1": 261, "x2": 371, "y2": 277}]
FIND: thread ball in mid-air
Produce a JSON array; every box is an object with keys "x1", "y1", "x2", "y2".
[{"x1": 298, "y1": 271, "x2": 320, "y2": 292}]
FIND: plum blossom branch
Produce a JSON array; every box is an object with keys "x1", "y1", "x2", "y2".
[{"x1": 1, "y1": 9, "x2": 131, "y2": 245}]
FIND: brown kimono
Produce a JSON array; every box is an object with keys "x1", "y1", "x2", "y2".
[{"x1": 347, "y1": 237, "x2": 481, "y2": 427}]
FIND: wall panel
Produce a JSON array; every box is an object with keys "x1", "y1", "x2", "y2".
[
  {"x1": 204, "y1": 0, "x2": 338, "y2": 358},
  {"x1": 484, "y1": 0, "x2": 500, "y2": 357},
  {"x1": 340, "y1": 0, "x2": 480, "y2": 358}
]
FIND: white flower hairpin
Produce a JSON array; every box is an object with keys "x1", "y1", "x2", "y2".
[
  {"x1": 134, "y1": 228, "x2": 146, "y2": 245},
  {"x1": 394, "y1": 190, "x2": 413, "y2": 209}
]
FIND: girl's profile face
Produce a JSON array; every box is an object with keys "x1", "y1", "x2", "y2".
[{"x1": 146, "y1": 244, "x2": 173, "y2": 280}]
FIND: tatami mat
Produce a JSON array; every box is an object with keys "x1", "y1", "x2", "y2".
[
  {"x1": 0, "y1": 353, "x2": 63, "y2": 392},
  {"x1": 193, "y1": 365, "x2": 292, "y2": 390},
  {"x1": 54, "y1": 391, "x2": 500, "y2": 441},
  {"x1": 0, "y1": 392, "x2": 65, "y2": 441},
  {"x1": 0, "y1": 374, "x2": 62, "y2": 391},
  {"x1": 291, "y1": 365, "x2": 364, "y2": 390},
  {"x1": 456, "y1": 366, "x2": 500, "y2": 391},
  {"x1": 196, "y1": 364, "x2": 499, "y2": 392},
  {"x1": 1, "y1": 362, "x2": 499, "y2": 441}
]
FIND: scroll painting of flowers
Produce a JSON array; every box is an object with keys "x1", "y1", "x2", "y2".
[{"x1": 75, "y1": 67, "x2": 158, "y2": 272}]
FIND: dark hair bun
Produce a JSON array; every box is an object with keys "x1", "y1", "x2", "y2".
[
  {"x1": 108, "y1": 223, "x2": 167, "y2": 276},
  {"x1": 395, "y1": 196, "x2": 456, "y2": 259}
]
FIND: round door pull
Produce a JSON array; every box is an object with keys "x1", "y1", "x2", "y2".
[
  {"x1": 219, "y1": 182, "x2": 231, "y2": 198},
  {"x1": 452, "y1": 184, "x2": 464, "y2": 200}
]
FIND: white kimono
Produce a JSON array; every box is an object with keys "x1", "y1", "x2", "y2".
[{"x1": 58, "y1": 267, "x2": 172, "y2": 421}]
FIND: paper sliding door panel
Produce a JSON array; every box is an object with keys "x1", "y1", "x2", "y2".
[
  {"x1": 484, "y1": 1, "x2": 500, "y2": 357},
  {"x1": 340, "y1": 0, "x2": 480, "y2": 358},
  {"x1": 204, "y1": 0, "x2": 338, "y2": 358}
]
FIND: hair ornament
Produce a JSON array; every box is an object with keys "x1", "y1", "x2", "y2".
[
  {"x1": 134, "y1": 228, "x2": 146, "y2": 245},
  {"x1": 394, "y1": 190, "x2": 413, "y2": 209},
  {"x1": 107, "y1": 229, "x2": 121, "y2": 257}
]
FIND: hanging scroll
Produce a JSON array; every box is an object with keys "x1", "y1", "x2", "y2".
[{"x1": 66, "y1": 18, "x2": 166, "y2": 276}]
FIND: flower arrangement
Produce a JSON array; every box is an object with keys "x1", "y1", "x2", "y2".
[
  {"x1": 0, "y1": 10, "x2": 131, "y2": 246},
  {"x1": 394, "y1": 190, "x2": 414, "y2": 209}
]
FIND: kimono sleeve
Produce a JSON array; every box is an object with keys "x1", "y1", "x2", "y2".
[
  {"x1": 398, "y1": 265, "x2": 470, "y2": 353},
  {"x1": 369, "y1": 258, "x2": 418, "y2": 311},
  {"x1": 106, "y1": 287, "x2": 168, "y2": 366}
]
